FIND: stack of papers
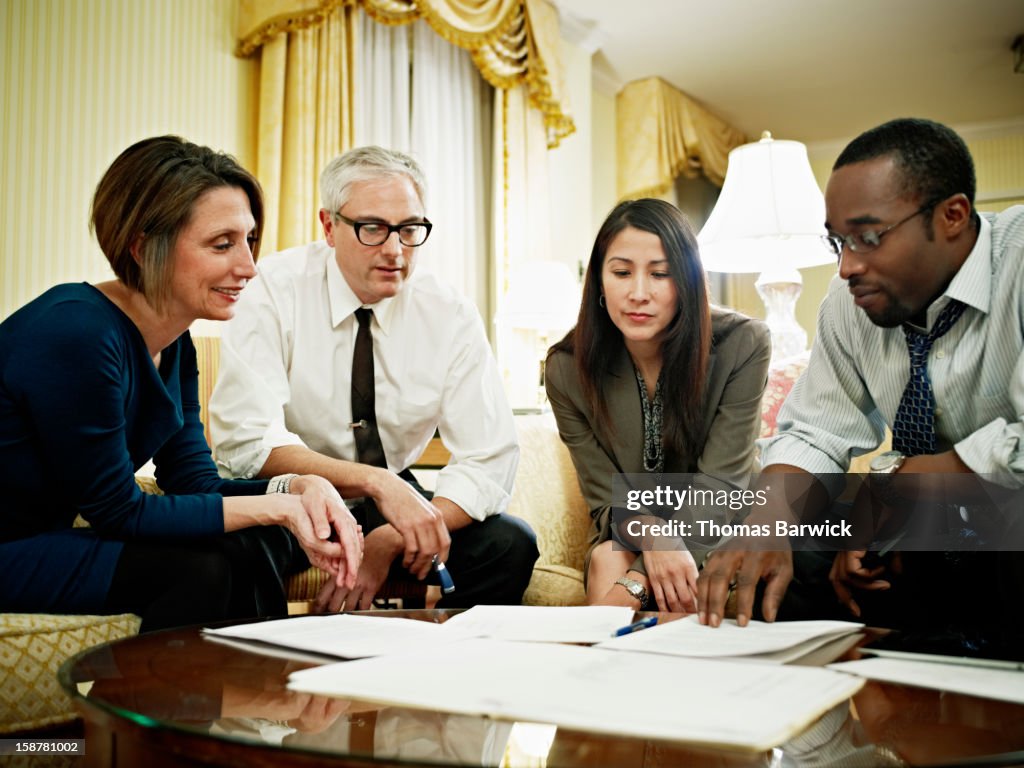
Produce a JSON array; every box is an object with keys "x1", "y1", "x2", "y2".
[
  {"x1": 442, "y1": 605, "x2": 634, "y2": 643},
  {"x1": 597, "y1": 615, "x2": 864, "y2": 664},
  {"x1": 828, "y1": 657, "x2": 1024, "y2": 705},
  {"x1": 288, "y1": 638, "x2": 864, "y2": 752},
  {"x1": 203, "y1": 614, "x2": 476, "y2": 658},
  {"x1": 202, "y1": 606, "x2": 636, "y2": 658}
]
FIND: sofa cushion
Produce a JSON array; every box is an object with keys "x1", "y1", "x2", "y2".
[
  {"x1": 508, "y1": 413, "x2": 591, "y2": 605},
  {"x1": 0, "y1": 612, "x2": 140, "y2": 733}
]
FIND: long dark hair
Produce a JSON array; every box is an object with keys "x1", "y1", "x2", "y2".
[{"x1": 551, "y1": 198, "x2": 712, "y2": 459}]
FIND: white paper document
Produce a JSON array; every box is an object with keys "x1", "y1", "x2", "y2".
[
  {"x1": 288, "y1": 639, "x2": 864, "y2": 751},
  {"x1": 442, "y1": 605, "x2": 634, "y2": 643},
  {"x1": 828, "y1": 657, "x2": 1024, "y2": 705},
  {"x1": 202, "y1": 614, "x2": 478, "y2": 659},
  {"x1": 596, "y1": 616, "x2": 864, "y2": 663}
]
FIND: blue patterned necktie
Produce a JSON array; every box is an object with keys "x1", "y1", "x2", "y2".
[{"x1": 891, "y1": 299, "x2": 967, "y2": 456}]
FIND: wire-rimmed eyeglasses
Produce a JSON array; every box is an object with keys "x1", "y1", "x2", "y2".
[
  {"x1": 335, "y1": 212, "x2": 433, "y2": 247},
  {"x1": 821, "y1": 200, "x2": 939, "y2": 261}
]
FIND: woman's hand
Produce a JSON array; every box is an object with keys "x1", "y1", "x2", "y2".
[
  {"x1": 644, "y1": 549, "x2": 699, "y2": 613},
  {"x1": 286, "y1": 475, "x2": 363, "y2": 589}
]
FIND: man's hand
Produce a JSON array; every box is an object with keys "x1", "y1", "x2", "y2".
[
  {"x1": 696, "y1": 465, "x2": 825, "y2": 627},
  {"x1": 697, "y1": 545, "x2": 793, "y2": 627},
  {"x1": 829, "y1": 550, "x2": 895, "y2": 618},
  {"x1": 370, "y1": 469, "x2": 450, "y2": 579},
  {"x1": 313, "y1": 525, "x2": 404, "y2": 613},
  {"x1": 644, "y1": 550, "x2": 699, "y2": 613}
]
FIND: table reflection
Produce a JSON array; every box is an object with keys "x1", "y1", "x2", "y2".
[{"x1": 66, "y1": 620, "x2": 1024, "y2": 768}]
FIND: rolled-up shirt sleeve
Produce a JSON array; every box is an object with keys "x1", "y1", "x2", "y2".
[
  {"x1": 433, "y1": 302, "x2": 518, "y2": 521},
  {"x1": 759, "y1": 283, "x2": 888, "y2": 491},
  {"x1": 953, "y1": 345, "x2": 1024, "y2": 487},
  {"x1": 210, "y1": 272, "x2": 307, "y2": 479}
]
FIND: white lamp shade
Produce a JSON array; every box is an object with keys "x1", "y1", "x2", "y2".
[
  {"x1": 698, "y1": 136, "x2": 832, "y2": 273},
  {"x1": 498, "y1": 260, "x2": 581, "y2": 332}
]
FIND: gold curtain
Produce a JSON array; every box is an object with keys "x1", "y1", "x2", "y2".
[
  {"x1": 237, "y1": 0, "x2": 574, "y2": 151},
  {"x1": 616, "y1": 76, "x2": 748, "y2": 200},
  {"x1": 244, "y1": 2, "x2": 356, "y2": 253}
]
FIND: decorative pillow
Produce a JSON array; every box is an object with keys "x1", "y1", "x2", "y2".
[{"x1": 759, "y1": 351, "x2": 811, "y2": 438}]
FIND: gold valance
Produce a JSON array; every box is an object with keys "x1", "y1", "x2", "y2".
[
  {"x1": 617, "y1": 76, "x2": 748, "y2": 199},
  {"x1": 237, "y1": 0, "x2": 574, "y2": 147}
]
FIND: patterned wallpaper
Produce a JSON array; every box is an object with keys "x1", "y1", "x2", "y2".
[{"x1": 0, "y1": 0, "x2": 257, "y2": 318}]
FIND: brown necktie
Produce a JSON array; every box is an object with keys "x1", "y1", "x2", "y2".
[{"x1": 351, "y1": 308, "x2": 387, "y2": 468}]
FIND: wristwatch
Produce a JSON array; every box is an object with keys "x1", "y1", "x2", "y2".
[
  {"x1": 870, "y1": 450, "x2": 906, "y2": 475},
  {"x1": 614, "y1": 576, "x2": 649, "y2": 608},
  {"x1": 869, "y1": 450, "x2": 906, "y2": 505}
]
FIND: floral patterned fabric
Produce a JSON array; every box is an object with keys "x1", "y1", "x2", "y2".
[{"x1": 759, "y1": 352, "x2": 811, "y2": 438}]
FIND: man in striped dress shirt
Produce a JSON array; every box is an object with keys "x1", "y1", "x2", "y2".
[{"x1": 698, "y1": 118, "x2": 1024, "y2": 632}]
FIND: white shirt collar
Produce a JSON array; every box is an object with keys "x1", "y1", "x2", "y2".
[
  {"x1": 940, "y1": 214, "x2": 992, "y2": 319},
  {"x1": 325, "y1": 246, "x2": 398, "y2": 335}
]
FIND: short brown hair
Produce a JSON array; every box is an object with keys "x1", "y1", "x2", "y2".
[{"x1": 90, "y1": 136, "x2": 264, "y2": 310}]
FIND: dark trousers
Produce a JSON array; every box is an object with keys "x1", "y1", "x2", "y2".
[
  {"x1": 352, "y1": 469, "x2": 539, "y2": 608},
  {"x1": 779, "y1": 548, "x2": 1024, "y2": 633},
  {"x1": 105, "y1": 526, "x2": 308, "y2": 633}
]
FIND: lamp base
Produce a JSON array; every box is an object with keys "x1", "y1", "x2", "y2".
[{"x1": 756, "y1": 270, "x2": 807, "y2": 363}]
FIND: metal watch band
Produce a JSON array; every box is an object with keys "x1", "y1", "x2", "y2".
[{"x1": 614, "y1": 576, "x2": 649, "y2": 609}]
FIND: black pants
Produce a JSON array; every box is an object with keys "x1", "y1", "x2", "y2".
[
  {"x1": 105, "y1": 526, "x2": 308, "y2": 633},
  {"x1": 352, "y1": 469, "x2": 539, "y2": 608},
  {"x1": 779, "y1": 548, "x2": 1024, "y2": 633}
]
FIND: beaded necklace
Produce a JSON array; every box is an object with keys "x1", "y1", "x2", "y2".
[{"x1": 634, "y1": 367, "x2": 665, "y2": 474}]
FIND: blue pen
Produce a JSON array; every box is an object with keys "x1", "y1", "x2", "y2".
[
  {"x1": 612, "y1": 616, "x2": 658, "y2": 637},
  {"x1": 432, "y1": 555, "x2": 456, "y2": 594}
]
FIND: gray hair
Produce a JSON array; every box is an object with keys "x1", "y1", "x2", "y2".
[{"x1": 320, "y1": 146, "x2": 427, "y2": 217}]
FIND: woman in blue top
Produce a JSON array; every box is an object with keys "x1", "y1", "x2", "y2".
[{"x1": 0, "y1": 136, "x2": 362, "y2": 631}]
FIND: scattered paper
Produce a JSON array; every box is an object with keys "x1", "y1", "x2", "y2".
[
  {"x1": 203, "y1": 614, "x2": 478, "y2": 659},
  {"x1": 828, "y1": 657, "x2": 1024, "y2": 705},
  {"x1": 596, "y1": 615, "x2": 864, "y2": 663},
  {"x1": 442, "y1": 605, "x2": 634, "y2": 643},
  {"x1": 289, "y1": 638, "x2": 864, "y2": 752}
]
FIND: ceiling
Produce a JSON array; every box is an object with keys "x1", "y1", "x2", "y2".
[{"x1": 553, "y1": 0, "x2": 1024, "y2": 146}]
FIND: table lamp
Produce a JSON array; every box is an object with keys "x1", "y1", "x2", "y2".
[
  {"x1": 496, "y1": 260, "x2": 581, "y2": 408},
  {"x1": 698, "y1": 133, "x2": 833, "y2": 362}
]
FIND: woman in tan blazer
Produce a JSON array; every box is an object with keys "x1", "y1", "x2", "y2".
[{"x1": 546, "y1": 199, "x2": 770, "y2": 613}]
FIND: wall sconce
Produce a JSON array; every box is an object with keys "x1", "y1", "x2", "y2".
[{"x1": 698, "y1": 133, "x2": 833, "y2": 364}]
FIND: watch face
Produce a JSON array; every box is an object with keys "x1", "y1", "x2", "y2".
[{"x1": 870, "y1": 451, "x2": 904, "y2": 473}]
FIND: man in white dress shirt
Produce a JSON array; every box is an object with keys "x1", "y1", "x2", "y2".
[
  {"x1": 211, "y1": 146, "x2": 537, "y2": 609},
  {"x1": 697, "y1": 118, "x2": 1024, "y2": 632}
]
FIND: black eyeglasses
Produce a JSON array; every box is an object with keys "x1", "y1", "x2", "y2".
[
  {"x1": 821, "y1": 200, "x2": 940, "y2": 261},
  {"x1": 334, "y1": 212, "x2": 432, "y2": 247}
]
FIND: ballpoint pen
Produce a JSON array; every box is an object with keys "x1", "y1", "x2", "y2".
[
  {"x1": 432, "y1": 555, "x2": 456, "y2": 594},
  {"x1": 612, "y1": 616, "x2": 658, "y2": 637}
]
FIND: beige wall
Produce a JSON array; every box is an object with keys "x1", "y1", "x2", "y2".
[
  {"x1": 727, "y1": 123, "x2": 1024, "y2": 344},
  {"x1": 0, "y1": 0, "x2": 257, "y2": 318}
]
